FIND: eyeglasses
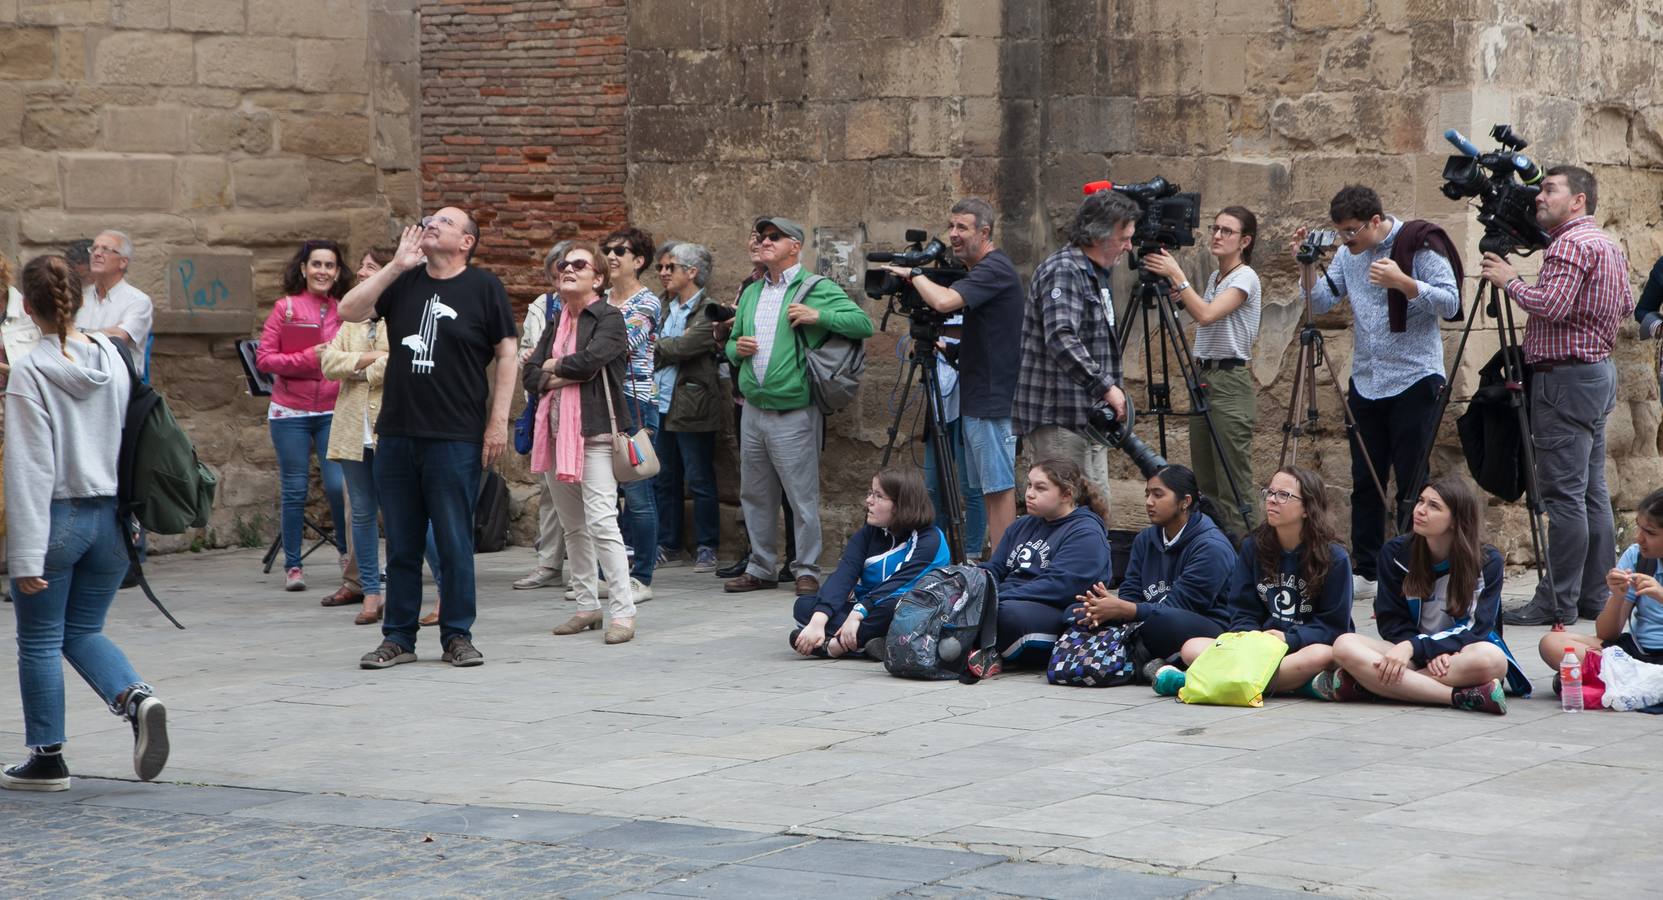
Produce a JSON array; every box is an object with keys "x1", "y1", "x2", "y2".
[
  {"x1": 603, "y1": 245, "x2": 630, "y2": 257},
  {"x1": 1260, "y1": 488, "x2": 1303, "y2": 505},
  {"x1": 419, "y1": 215, "x2": 458, "y2": 230},
  {"x1": 90, "y1": 244, "x2": 124, "y2": 258},
  {"x1": 865, "y1": 490, "x2": 889, "y2": 502},
  {"x1": 1334, "y1": 219, "x2": 1373, "y2": 241},
  {"x1": 754, "y1": 231, "x2": 790, "y2": 244},
  {"x1": 1208, "y1": 225, "x2": 1240, "y2": 237},
  {"x1": 555, "y1": 258, "x2": 594, "y2": 273}
]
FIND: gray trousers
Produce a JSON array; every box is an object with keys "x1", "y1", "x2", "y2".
[
  {"x1": 741, "y1": 405, "x2": 823, "y2": 580},
  {"x1": 1527, "y1": 360, "x2": 1617, "y2": 620},
  {"x1": 1024, "y1": 425, "x2": 1111, "y2": 505}
]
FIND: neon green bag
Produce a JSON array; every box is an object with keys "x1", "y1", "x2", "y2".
[{"x1": 1178, "y1": 631, "x2": 1289, "y2": 707}]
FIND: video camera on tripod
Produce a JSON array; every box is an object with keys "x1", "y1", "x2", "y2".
[
  {"x1": 864, "y1": 229, "x2": 968, "y2": 335},
  {"x1": 1440, "y1": 124, "x2": 1552, "y2": 257},
  {"x1": 1083, "y1": 177, "x2": 1201, "y2": 282}
]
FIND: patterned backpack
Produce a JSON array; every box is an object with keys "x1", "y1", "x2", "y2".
[
  {"x1": 884, "y1": 565, "x2": 1000, "y2": 683},
  {"x1": 1048, "y1": 621, "x2": 1142, "y2": 687}
]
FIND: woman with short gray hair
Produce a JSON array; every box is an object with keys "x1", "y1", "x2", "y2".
[{"x1": 651, "y1": 241, "x2": 724, "y2": 573}]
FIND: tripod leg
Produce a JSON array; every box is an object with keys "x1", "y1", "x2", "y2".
[
  {"x1": 1278, "y1": 341, "x2": 1311, "y2": 469},
  {"x1": 1495, "y1": 285, "x2": 1555, "y2": 606},
  {"x1": 1318, "y1": 350, "x2": 1393, "y2": 519},
  {"x1": 1397, "y1": 279, "x2": 1489, "y2": 534},
  {"x1": 918, "y1": 360, "x2": 966, "y2": 563},
  {"x1": 1151, "y1": 288, "x2": 1252, "y2": 528},
  {"x1": 880, "y1": 343, "x2": 924, "y2": 467}
]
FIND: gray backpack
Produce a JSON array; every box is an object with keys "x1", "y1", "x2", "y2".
[{"x1": 789, "y1": 274, "x2": 865, "y2": 414}]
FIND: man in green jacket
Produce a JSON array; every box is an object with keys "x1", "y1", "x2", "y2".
[{"x1": 723, "y1": 216, "x2": 874, "y2": 596}]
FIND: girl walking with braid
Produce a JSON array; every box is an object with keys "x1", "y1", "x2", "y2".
[{"x1": 1, "y1": 255, "x2": 169, "y2": 791}]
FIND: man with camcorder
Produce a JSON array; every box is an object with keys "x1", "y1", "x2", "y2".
[
  {"x1": 1013, "y1": 190, "x2": 1138, "y2": 496},
  {"x1": 882, "y1": 198, "x2": 1024, "y2": 550},
  {"x1": 1480, "y1": 167, "x2": 1634, "y2": 626},
  {"x1": 1291, "y1": 185, "x2": 1461, "y2": 602}
]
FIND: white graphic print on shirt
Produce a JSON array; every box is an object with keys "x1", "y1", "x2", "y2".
[
  {"x1": 1006, "y1": 539, "x2": 1052, "y2": 574},
  {"x1": 1259, "y1": 572, "x2": 1311, "y2": 624},
  {"x1": 402, "y1": 294, "x2": 457, "y2": 374}
]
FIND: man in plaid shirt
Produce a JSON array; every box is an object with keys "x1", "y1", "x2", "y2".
[
  {"x1": 1481, "y1": 165, "x2": 1635, "y2": 626},
  {"x1": 1013, "y1": 190, "x2": 1139, "y2": 494}
]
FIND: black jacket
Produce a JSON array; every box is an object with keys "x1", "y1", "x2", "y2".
[
  {"x1": 1456, "y1": 349, "x2": 1528, "y2": 501},
  {"x1": 521, "y1": 299, "x2": 630, "y2": 438}
]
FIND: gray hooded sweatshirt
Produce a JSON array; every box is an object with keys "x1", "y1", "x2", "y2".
[{"x1": 5, "y1": 333, "x2": 130, "y2": 578}]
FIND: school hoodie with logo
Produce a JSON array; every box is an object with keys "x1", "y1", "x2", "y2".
[
  {"x1": 979, "y1": 506, "x2": 1113, "y2": 608},
  {"x1": 1225, "y1": 536, "x2": 1355, "y2": 651},
  {"x1": 1117, "y1": 512, "x2": 1237, "y2": 627},
  {"x1": 1375, "y1": 535, "x2": 1532, "y2": 696},
  {"x1": 4, "y1": 334, "x2": 130, "y2": 579}
]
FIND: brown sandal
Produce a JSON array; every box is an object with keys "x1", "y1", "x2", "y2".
[
  {"x1": 321, "y1": 586, "x2": 365, "y2": 607},
  {"x1": 419, "y1": 610, "x2": 439, "y2": 627},
  {"x1": 354, "y1": 607, "x2": 383, "y2": 625}
]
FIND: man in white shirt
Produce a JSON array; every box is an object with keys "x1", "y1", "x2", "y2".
[{"x1": 79, "y1": 230, "x2": 154, "y2": 374}]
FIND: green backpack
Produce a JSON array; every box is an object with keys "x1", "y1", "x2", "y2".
[{"x1": 111, "y1": 337, "x2": 216, "y2": 628}]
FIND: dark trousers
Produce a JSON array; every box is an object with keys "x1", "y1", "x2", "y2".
[
  {"x1": 374, "y1": 436, "x2": 480, "y2": 652},
  {"x1": 654, "y1": 427, "x2": 721, "y2": 553},
  {"x1": 1346, "y1": 374, "x2": 1444, "y2": 580},
  {"x1": 1136, "y1": 607, "x2": 1227, "y2": 661},
  {"x1": 996, "y1": 599, "x2": 1077, "y2": 667},
  {"x1": 792, "y1": 593, "x2": 895, "y2": 646}
]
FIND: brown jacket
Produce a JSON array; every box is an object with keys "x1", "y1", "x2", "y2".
[
  {"x1": 653, "y1": 290, "x2": 724, "y2": 433},
  {"x1": 319, "y1": 320, "x2": 390, "y2": 462},
  {"x1": 520, "y1": 298, "x2": 630, "y2": 438}
]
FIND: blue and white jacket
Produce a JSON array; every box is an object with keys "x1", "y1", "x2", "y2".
[
  {"x1": 806, "y1": 524, "x2": 950, "y2": 621},
  {"x1": 1374, "y1": 536, "x2": 1532, "y2": 697}
]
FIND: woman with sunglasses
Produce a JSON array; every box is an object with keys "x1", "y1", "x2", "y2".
[
  {"x1": 599, "y1": 227, "x2": 661, "y2": 603},
  {"x1": 1153, "y1": 466, "x2": 1354, "y2": 698},
  {"x1": 1143, "y1": 207, "x2": 1261, "y2": 538},
  {"x1": 524, "y1": 243, "x2": 637, "y2": 644},
  {"x1": 257, "y1": 239, "x2": 352, "y2": 595}
]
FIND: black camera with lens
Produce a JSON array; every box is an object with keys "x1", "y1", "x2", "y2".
[
  {"x1": 864, "y1": 229, "x2": 967, "y2": 337},
  {"x1": 1296, "y1": 229, "x2": 1338, "y2": 265},
  {"x1": 1440, "y1": 124, "x2": 1551, "y2": 257},
  {"x1": 1083, "y1": 400, "x2": 1168, "y2": 479},
  {"x1": 1085, "y1": 177, "x2": 1202, "y2": 284}
]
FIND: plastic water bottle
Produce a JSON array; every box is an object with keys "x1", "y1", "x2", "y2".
[{"x1": 1560, "y1": 647, "x2": 1583, "y2": 713}]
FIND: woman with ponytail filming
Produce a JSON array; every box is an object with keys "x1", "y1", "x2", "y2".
[
  {"x1": 1320, "y1": 475, "x2": 1521, "y2": 714},
  {"x1": 1075, "y1": 465, "x2": 1237, "y2": 678},
  {"x1": 2, "y1": 256, "x2": 168, "y2": 791},
  {"x1": 980, "y1": 459, "x2": 1114, "y2": 671},
  {"x1": 790, "y1": 467, "x2": 948, "y2": 659},
  {"x1": 1154, "y1": 466, "x2": 1353, "y2": 698}
]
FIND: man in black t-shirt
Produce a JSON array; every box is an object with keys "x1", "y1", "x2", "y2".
[
  {"x1": 882, "y1": 197, "x2": 1025, "y2": 552},
  {"x1": 339, "y1": 208, "x2": 519, "y2": 670}
]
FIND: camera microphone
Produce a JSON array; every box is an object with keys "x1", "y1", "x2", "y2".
[
  {"x1": 1444, "y1": 128, "x2": 1481, "y2": 158},
  {"x1": 866, "y1": 251, "x2": 897, "y2": 263}
]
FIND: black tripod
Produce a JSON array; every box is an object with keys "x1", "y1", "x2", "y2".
[
  {"x1": 1277, "y1": 278, "x2": 1392, "y2": 519},
  {"x1": 881, "y1": 316, "x2": 967, "y2": 563},
  {"x1": 262, "y1": 518, "x2": 336, "y2": 574},
  {"x1": 1400, "y1": 273, "x2": 1553, "y2": 592},
  {"x1": 1118, "y1": 267, "x2": 1255, "y2": 532}
]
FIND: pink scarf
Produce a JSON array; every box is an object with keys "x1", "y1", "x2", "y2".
[{"x1": 530, "y1": 302, "x2": 587, "y2": 482}]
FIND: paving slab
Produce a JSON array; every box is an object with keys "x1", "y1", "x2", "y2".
[{"x1": 942, "y1": 861, "x2": 1208, "y2": 899}]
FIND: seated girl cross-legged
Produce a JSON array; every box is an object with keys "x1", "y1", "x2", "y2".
[
  {"x1": 980, "y1": 459, "x2": 1115, "y2": 670},
  {"x1": 1075, "y1": 465, "x2": 1237, "y2": 681},
  {"x1": 1321, "y1": 475, "x2": 1524, "y2": 715},
  {"x1": 790, "y1": 467, "x2": 948, "y2": 659},
  {"x1": 1543, "y1": 488, "x2": 1663, "y2": 687},
  {"x1": 1154, "y1": 466, "x2": 1354, "y2": 698}
]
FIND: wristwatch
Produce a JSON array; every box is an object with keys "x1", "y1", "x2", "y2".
[
  {"x1": 1173, "y1": 281, "x2": 1190, "y2": 295},
  {"x1": 909, "y1": 267, "x2": 924, "y2": 280}
]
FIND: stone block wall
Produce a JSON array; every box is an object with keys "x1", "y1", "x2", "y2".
[{"x1": 1, "y1": 0, "x2": 420, "y2": 555}]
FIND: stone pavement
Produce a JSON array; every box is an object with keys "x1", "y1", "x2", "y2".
[{"x1": 1, "y1": 548, "x2": 1660, "y2": 899}]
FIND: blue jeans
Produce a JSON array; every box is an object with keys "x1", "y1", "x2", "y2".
[
  {"x1": 923, "y1": 417, "x2": 987, "y2": 560},
  {"x1": 652, "y1": 426, "x2": 720, "y2": 553},
  {"x1": 374, "y1": 436, "x2": 479, "y2": 651},
  {"x1": 619, "y1": 402, "x2": 659, "y2": 584},
  {"x1": 340, "y1": 450, "x2": 445, "y2": 598},
  {"x1": 270, "y1": 414, "x2": 346, "y2": 568},
  {"x1": 11, "y1": 498, "x2": 145, "y2": 748}
]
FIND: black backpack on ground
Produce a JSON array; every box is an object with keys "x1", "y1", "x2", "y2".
[{"x1": 473, "y1": 469, "x2": 511, "y2": 553}]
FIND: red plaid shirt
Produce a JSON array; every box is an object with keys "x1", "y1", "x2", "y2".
[{"x1": 1506, "y1": 216, "x2": 1634, "y2": 364}]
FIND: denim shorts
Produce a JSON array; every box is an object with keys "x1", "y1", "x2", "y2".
[{"x1": 961, "y1": 415, "x2": 1017, "y2": 494}]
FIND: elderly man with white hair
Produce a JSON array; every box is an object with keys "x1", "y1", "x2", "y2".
[{"x1": 78, "y1": 230, "x2": 154, "y2": 375}]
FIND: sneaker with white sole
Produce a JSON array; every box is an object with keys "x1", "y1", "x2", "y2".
[
  {"x1": 285, "y1": 567, "x2": 306, "y2": 592},
  {"x1": 655, "y1": 547, "x2": 687, "y2": 568},
  {"x1": 631, "y1": 578, "x2": 653, "y2": 603},
  {"x1": 1352, "y1": 575, "x2": 1377, "y2": 601},
  {"x1": 692, "y1": 547, "x2": 718, "y2": 574},
  {"x1": 123, "y1": 687, "x2": 169, "y2": 782},
  {"x1": 1, "y1": 745, "x2": 70, "y2": 792},
  {"x1": 513, "y1": 567, "x2": 563, "y2": 590}
]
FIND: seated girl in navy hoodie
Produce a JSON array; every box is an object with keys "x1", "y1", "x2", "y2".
[
  {"x1": 1320, "y1": 474, "x2": 1522, "y2": 714},
  {"x1": 1154, "y1": 466, "x2": 1353, "y2": 697},
  {"x1": 981, "y1": 458, "x2": 1114, "y2": 668},
  {"x1": 1075, "y1": 465, "x2": 1237, "y2": 679},
  {"x1": 791, "y1": 467, "x2": 948, "y2": 659},
  {"x1": 1545, "y1": 487, "x2": 1663, "y2": 679}
]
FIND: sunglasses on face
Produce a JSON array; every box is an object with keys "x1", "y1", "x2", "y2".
[
  {"x1": 754, "y1": 231, "x2": 789, "y2": 244},
  {"x1": 656, "y1": 263, "x2": 682, "y2": 272},
  {"x1": 603, "y1": 245, "x2": 630, "y2": 257},
  {"x1": 556, "y1": 258, "x2": 594, "y2": 273}
]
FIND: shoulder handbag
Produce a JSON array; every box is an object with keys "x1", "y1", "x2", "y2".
[
  {"x1": 601, "y1": 366, "x2": 659, "y2": 483},
  {"x1": 514, "y1": 295, "x2": 560, "y2": 455}
]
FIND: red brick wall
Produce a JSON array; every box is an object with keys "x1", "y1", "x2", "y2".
[{"x1": 420, "y1": 0, "x2": 629, "y2": 307}]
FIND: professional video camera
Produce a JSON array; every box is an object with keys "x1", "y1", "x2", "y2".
[
  {"x1": 1083, "y1": 177, "x2": 1201, "y2": 280},
  {"x1": 864, "y1": 229, "x2": 967, "y2": 331},
  {"x1": 1083, "y1": 400, "x2": 1167, "y2": 479},
  {"x1": 1440, "y1": 124, "x2": 1551, "y2": 257}
]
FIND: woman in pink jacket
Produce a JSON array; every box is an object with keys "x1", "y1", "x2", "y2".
[{"x1": 257, "y1": 240, "x2": 351, "y2": 592}]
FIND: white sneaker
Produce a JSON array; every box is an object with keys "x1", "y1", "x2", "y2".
[
  {"x1": 1352, "y1": 575, "x2": 1377, "y2": 601},
  {"x1": 630, "y1": 578, "x2": 653, "y2": 604}
]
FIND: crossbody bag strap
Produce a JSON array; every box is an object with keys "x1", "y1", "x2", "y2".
[{"x1": 600, "y1": 365, "x2": 622, "y2": 434}]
